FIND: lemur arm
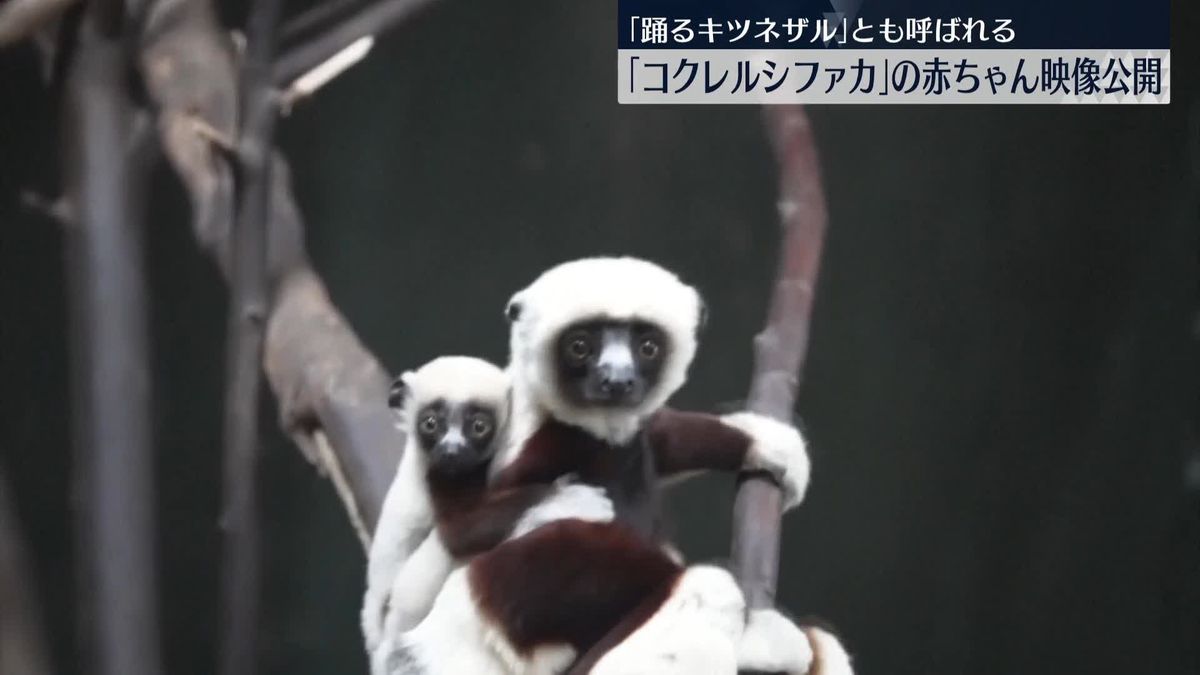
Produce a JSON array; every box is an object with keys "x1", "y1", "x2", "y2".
[
  {"x1": 436, "y1": 485, "x2": 556, "y2": 558},
  {"x1": 645, "y1": 408, "x2": 752, "y2": 476},
  {"x1": 490, "y1": 425, "x2": 583, "y2": 489},
  {"x1": 647, "y1": 407, "x2": 812, "y2": 508},
  {"x1": 440, "y1": 427, "x2": 609, "y2": 557}
]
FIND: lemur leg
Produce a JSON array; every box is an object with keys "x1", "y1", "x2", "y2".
[
  {"x1": 374, "y1": 570, "x2": 507, "y2": 675},
  {"x1": 379, "y1": 530, "x2": 456, "y2": 635},
  {"x1": 376, "y1": 569, "x2": 576, "y2": 675},
  {"x1": 737, "y1": 611, "x2": 855, "y2": 675},
  {"x1": 363, "y1": 450, "x2": 434, "y2": 652},
  {"x1": 589, "y1": 566, "x2": 744, "y2": 675}
]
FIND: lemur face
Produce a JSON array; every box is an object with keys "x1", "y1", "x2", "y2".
[
  {"x1": 412, "y1": 399, "x2": 499, "y2": 477},
  {"x1": 554, "y1": 318, "x2": 669, "y2": 408},
  {"x1": 387, "y1": 356, "x2": 509, "y2": 478}
]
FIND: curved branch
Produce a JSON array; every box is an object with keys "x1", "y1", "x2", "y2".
[{"x1": 731, "y1": 105, "x2": 829, "y2": 609}]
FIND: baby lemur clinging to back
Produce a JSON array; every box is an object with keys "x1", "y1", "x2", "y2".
[{"x1": 362, "y1": 356, "x2": 614, "y2": 665}]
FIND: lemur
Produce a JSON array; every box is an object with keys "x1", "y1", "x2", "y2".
[
  {"x1": 382, "y1": 258, "x2": 851, "y2": 674},
  {"x1": 362, "y1": 356, "x2": 615, "y2": 661}
]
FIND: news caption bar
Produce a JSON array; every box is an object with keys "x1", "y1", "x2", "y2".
[{"x1": 616, "y1": 3, "x2": 1170, "y2": 104}]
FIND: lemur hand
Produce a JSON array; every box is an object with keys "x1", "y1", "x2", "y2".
[
  {"x1": 512, "y1": 483, "x2": 614, "y2": 538},
  {"x1": 721, "y1": 412, "x2": 811, "y2": 510}
]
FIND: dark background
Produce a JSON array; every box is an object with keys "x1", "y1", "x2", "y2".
[{"x1": 1, "y1": 1, "x2": 1197, "y2": 674}]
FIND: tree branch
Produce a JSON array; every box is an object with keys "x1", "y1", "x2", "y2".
[
  {"x1": 61, "y1": 7, "x2": 162, "y2": 675},
  {"x1": 0, "y1": 0, "x2": 78, "y2": 46},
  {"x1": 136, "y1": 1, "x2": 403, "y2": 547},
  {"x1": 731, "y1": 106, "x2": 829, "y2": 609},
  {"x1": 217, "y1": 0, "x2": 283, "y2": 671},
  {"x1": 279, "y1": 0, "x2": 366, "y2": 45},
  {"x1": 273, "y1": 0, "x2": 437, "y2": 86}
]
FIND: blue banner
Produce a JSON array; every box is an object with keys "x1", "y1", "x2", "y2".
[{"x1": 617, "y1": 0, "x2": 1170, "y2": 50}]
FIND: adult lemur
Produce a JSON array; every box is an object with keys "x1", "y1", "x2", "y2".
[
  {"x1": 379, "y1": 258, "x2": 851, "y2": 674},
  {"x1": 363, "y1": 357, "x2": 615, "y2": 658}
]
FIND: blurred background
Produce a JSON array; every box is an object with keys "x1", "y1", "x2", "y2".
[{"x1": 1, "y1": 1, "x2": 1197, "y2": 674}]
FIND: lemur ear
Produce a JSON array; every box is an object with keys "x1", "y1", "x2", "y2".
[
  {"x1": 388, "y1": 372, "x2": 414, "y2": 409},
  {"x1": 696, "y1": 298, "x2": 709, "y2": 334},
  {"x1": 504, "y1": 295, "x2": 523, "y2": 323}
]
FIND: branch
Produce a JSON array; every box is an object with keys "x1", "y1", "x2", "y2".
[
  {"x1": 279, "y1": 0, "x2": 365, "y2": 45},
  {"x1": 138, "y1": 0, "x2": 238, "y2": 271},
  {"x1": 0, "y1": 0, "x2": 78, "y2": 46},
  {"x1": 138, "y1": 1, "x2": 402, "y2": 546},
  {"x1": 61, "y1": 9, "x2": 162, "y2": 675},
  {"x1": 262, "y1": 266, "x2": 400, "y2": 545},
  {"x1": 217, "y1": 0, "x2": 283, "y2": 671},
  {"x1": 731, "y1": 106, "x2": 829, "y2": 609},
  {"x1": 0, "y1": 466, "x2": 52, "y2": 675},
  {"x1": 273, "y1": 0, "x2": 436, "y2": 86}
]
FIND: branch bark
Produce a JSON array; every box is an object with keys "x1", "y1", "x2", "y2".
[
  {"x1": 216, "y1": 0, "x2": 283, "y2": 671},
  {"x1": 731, "y1": 106, "x2": 829, "y2": 610},
  {"x1": 61, "y1": 6, "x2": 162, "y2": 675}
]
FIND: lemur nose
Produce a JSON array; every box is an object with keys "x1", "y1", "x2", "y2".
[{"x1": 600, "y1": 374, "x2": 635, "y2": 395}]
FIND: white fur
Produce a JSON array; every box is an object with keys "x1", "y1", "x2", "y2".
[
  {"x1": 374, "y1": 570, "x2": 505, "y2": 675},
  {"x1": 802, "y1": 627, "x2": 854, "y2": 675},
  {"x1": 364, "y1": 356, "x2": 510, "y2": 653},
  {"x1": 511, "y1": 482, "x2": 615, "y2": 538},
  {"x1": 363, "y1": 441, "x2": 434, "y2": 651},
  {"x1": 737, "y1": 609, "x2": 813, "y2": 675},
  {"x1": 719, "y1": 412, "x2": 811, "y2": 509},
  {"x1": 396, "y1": 356, "x2": 511, "y2": 436},
  {"x1": 590, "y1": 566, "x2": 745, "y2": 675},
  {"x1": 378, "y1": 570, "x2": 576, "y2": 675},
  {"x1": 504, "y1": 257, "x2": 704, "y2": 445},
  {"x1": 380, "y1": 530, "x2": 457, "y2": 635}
]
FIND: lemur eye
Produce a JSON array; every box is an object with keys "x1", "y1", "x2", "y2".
[
  {"x1": 563, "y1": 332, "x2": 591, "y2": 362},
  {"x1": 469, "y1": 416, "x2": 492, "y2": 439},
  {"x1": 419, "y1": 415, "x2": 439, "y2": 434},
  {"x1": 639, "y1": 338, "x2": 661, "y2": 360}
]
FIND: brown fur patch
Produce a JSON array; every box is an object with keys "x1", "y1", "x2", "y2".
[{"x1": 468, "y1": 520, "x2": 681, "y2": 656}]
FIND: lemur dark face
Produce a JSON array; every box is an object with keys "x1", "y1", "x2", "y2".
[
  {"x1": 554, "y1": 319, "x2": 669, "y2": 408},
  {"x1": 412, "y1": 399, "x2": 499, "y2": 477}
]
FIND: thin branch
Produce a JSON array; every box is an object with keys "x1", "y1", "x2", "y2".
[
  {"x1": 0, "y1": 466, "x2": 52, "y2": 675},
  {"x1": 279, "y1": 0, "x2": 366, "y2": 45},
  {"x1": 731, "y1": 106, "x2": 829, "y2": 609},
  {"x1": 61, "y1": 10, "x2": 161, "y2": 675},
  {"x1": 218, "y1": 0, "x2": 284, "y2": 671},
  {"x1": 279, "y1": 36, "x2": 374, "y2": 112},
  {"x1": 273, "y1": 0, "x2": 437, "y2": 86}
]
